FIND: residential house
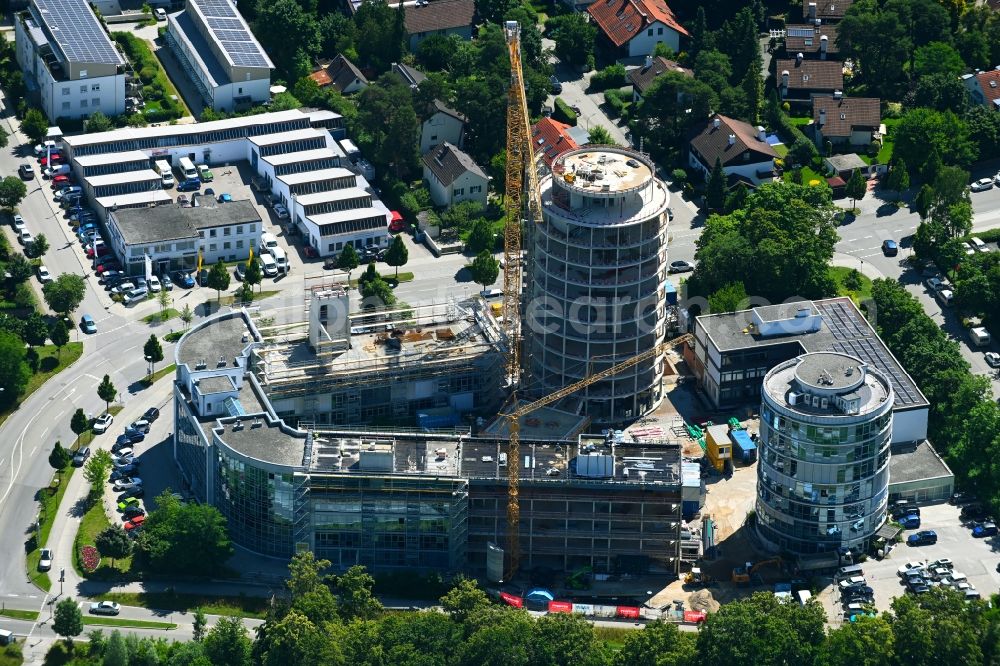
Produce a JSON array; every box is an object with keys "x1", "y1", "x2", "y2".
[
  {"x1": 402, "y1": 0, "x2": 476, "y2": 51},
  {"x1": 802, "y1": 0, "x2": 854, "y2": 22},
  {"x1": 783, "y1": 24, "x2": 838, "y2": 60},
  {"x1": 587, "y1": 0, "x2": 689, "y2": 58},
  {"x1": 420, "y1": 99, "x2": 467, "y2": 154},
  {"x1": 422, "y1": 142, "x2": 488, "y2": 209},
  {"x1": 309, "y1": 54, "x2": 368, "y2": 95},
  {"x1": 688, "y1": 114, "x2": 779, "y2": 186},
  {"x1": 812, "y1": 94, "x2": 880, "y2": 147},
  {"x1": 823, "y1": 152, "x2": 869, "y2": 179},
  {"x1": 391, "y1": 62, "x2": 427, "y2": 90},
  {"x1": 531, "y1": 117, "x2": 589, "y2": 167},
  {"x1": 776, "y1": 55, "x2": 844, "y2": 104},
  {"x1": 961, "y1": 68, "x2": 1000, "y2": 111},
  {"x1": 627, "y1": 55, "x2": 693, "y2": 103}
]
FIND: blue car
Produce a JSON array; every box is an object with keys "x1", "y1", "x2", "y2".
[
  {"x1": 881, "y1": 239, "x2": 898, "y2": 256},
  {"x1": 173, "y1": 271, "x2": 195, "y2": 288},
  {"x1": 973, "y1": 522, "x2": 997, "y2": 538},
  {"x1": 907, "y1": 530, "x2": 937, "y2": 546},
  {"x1": 217, "y1": 193, "x2": 232, "y2": 203},
  {"x1": 901, "y1": 514, "x2": 921, "y2": 529},
  {"x1": 177, "y1": 179, "x2": 201, "y2": 192},
  {"x1": 123, "y1": 427, "x2": 145, "y2": 443}
]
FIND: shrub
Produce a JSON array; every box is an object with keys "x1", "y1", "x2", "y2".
[
  {"x1": 603, "y1": 89, "x2": 626, "y2": 117},
  {"x1": 590, "y1": 64, "x2": 626, "y2": 91},
  {"x1": 138, "y1": 66, "x2": 157, "y2": 84},
  {"x1": 553, "y1": 97, "x2": 577, "y2": 125},
  {"x1": 670, "y1": 168, "x2": 687, "y2": 185},
  {"x1": 80, "y1": 545, "x2": 99, "y2": 572}
]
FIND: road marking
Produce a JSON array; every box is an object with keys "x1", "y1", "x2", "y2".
[
  {"x1": 0, "y1": 458, "x2": 5, "y2": 468},
  {"x1": 29, "y1": 447, "x2": 36, "y2": 457}
]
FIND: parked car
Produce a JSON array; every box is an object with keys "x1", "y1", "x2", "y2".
[
  {"x1": 124, "y1": 514, "x2": 146, "y2": 531},
  {"x1": 117, "y1": 497, "x2": 141, "y2": 512},
  {"x1": 12, "y1": 215, "x2": 25, "y2": 233},
  {"x1": 123, "y1": 287, "x2": 149, "y2": 305},
  {"x1": 177, "y1": 179, "x2": 201, "y2": 192},
  {"x1": 112, "y1": 478, "x2": 142, "y2": 492},
  {"x1": 116, "y1": 488, "x2": 144, "y2": 504},
  {"x1": 950, "y1": 492, "x2": 977, "y2": 506},
  {"x1": 112, "y1": 436, "x2": 133, "y2": 452},
  {"x1": 900, "y1": 514, "x2": 921, "y2": 529},
  {"x1": 147, "y1": 275, "x2": 161, "y2": 293},
  {"x1": 123, "y1": 426, "x2": 146, "y2": 442},
  {"x1": 122, "y1": 505, "x2": 145, "y2": 520},
  {"x1": 173, "y1": 271, "x2": 195, "y2": 289},
  {"x1": 197, "y1": 164, "x2": 213, "y2": 182},
  {"x1": 668, "y1": 260, "x2": 695, "y2": 273},
  {"x1": 143, "y1": 407, "x2": 160, "y2": 422},
  {"x1": 109, "y1": 466, "x2": 138, "y2": 482},
  {"x1": 234, "y1": 262, "x2": 246, "y2": 281},
  {"x1": 217, "y1": 192, "x2": 232, "y2": 203},
  {"x1": 89, "y1": 601, "x2": 120, "y2": 616},
  {"x1": 72, "y1": 447, "x2": 91, "y2": 466},
  {"x1": 161, "y1": 274, "x2": 173, "y2": 291},
  {"x1": 37, "y1": 265, "x2": 52, "y2": 283},
  {"x1": 897, "y1": 561, "x2": 926, "y2": 577},
  {"x1": 113, "y1": 447, "x2": 134, "y2": 460},
  {"x1": 273, "y1": 203, "x2": 289, "y2": 219},
  {"x1": 38, "y1": 548, "x2": 52, "y2": 571},
  {"x1": 53, "y1": 185, "x2": 81, "y2": 201},
  {"x1": 986, "y1": 351, "x2": 1000, "y2": 368},
  {"x1": 925, "y1": 277, "x2": 944, "y2": 292},
  {"x1": 111, "y1": 281, "x2": 135, "y2": 296},
  {"x1": 549, "y1": 75, "x2": 562, "y2": 93},
  {"x1": 961, "y1": 503, "x2": 986, "y2": 520},
  {"x1": 960, "y1": 241, "x2": 975, "y2": 256},
  {"x1": 973, "y1": 521, "x2": 998, "y2": 538},
  {"x1": 971, "y1": 177, "x2": 995, "y2": 192},
  {"x1": 908, "y1": 530, "x2": 937, "y2": 546},
  {"x1": 18, "y1": 163, "x2": 34, "y2": 179},
  {"x1": 129, "y1": 419, "x2": 150, "y2": 434},
  {"x1": 93, "y1": 413, "x2": 113, "y2": 433}
]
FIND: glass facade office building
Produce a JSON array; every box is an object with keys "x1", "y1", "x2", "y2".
[{"x1": 756, "y1": 351, "x2": 893, "y2": 555}]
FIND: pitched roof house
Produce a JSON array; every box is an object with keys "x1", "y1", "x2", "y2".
[
  {"x1": 776, "y1": 56, "x2": 844, "y2": 103},
  {"x1": 812, "y1": 95, "x2": 880, "y2": 146},
  {"x1": 389, "y1": 62, "x2": 467, "y2": 152},
  {"x1": 783, "y1": 24, "x2": 838, "y2": 60},
  {"x1": 422, "y1": 142, "x2": 488, "y2": 208},
  {"x1": 802, "y1": 0, "x2": 854, "y2": 22},
  {"x1": 308, "y1": 54, "x2": 368, "y2": 95},
  {"x1": 688, "y1": 114, "x2": 779, "y2": 185},
  {"x1": 530, "y1": 117, "x2": 590, "y2": 167},
  {"x1": 402, "y1": 0, "x2": 476, "y2": 51},
  {"x1": 627, "y1": 55, "x2": 692, "y2": 102},
  {"x1": 961, "y1": 68, "x2": 1000, "y2": 111},
  {"x1": 587, "y1": 0, "x2": 689, "y2": 58}
]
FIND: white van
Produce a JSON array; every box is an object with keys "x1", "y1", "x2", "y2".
[
  {"x1": 796, "y1": 590, "x2": 812, "y2": 606},
  {"x1": 259, "y1": 232, "x2": 279, "y2": 254},
  {"x1": 260, "y1": 253, "x2": 278, "y2": 277},
  {"x1": 970, "y1": 236, "x2": 989, "y2": 253},
  {"x1": 971, "y1": 327, "x2": 991, "y2": 347},
  {"x1": 480, "y1": 288, "x2": 502, "y2": 299},
  {"x1": 155, "y1": 160, "x2": 174, "y2": 187},
  {"x1": 178, "y1": 156, "x2": 198, "y2": 181},
  {"x1": 935, "y1": 288, "x2": 954, "y2": 307},
  {"x1": 271, "y1": 246, "x2": 288, "y2": 273},
  {"x1": 44, "y1": 164, "x2": 70, "y2": 179}
]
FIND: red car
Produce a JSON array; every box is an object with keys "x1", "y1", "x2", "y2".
[
  {"x1": 51, "y1": 174, "x2": 70, "y2": 188},
  {"x1": 86, "y1": 244, "x2": 107, "y2": 258},
  {"x1": 124, "y1": 514, "x2": 146, "y2": 531},
  {"x1": 39, "y1": 153, "x2": 63, "y2": 167},
  {"x1": 302, "y1": 245, "x2": 318, "y2": 258},
  {"x1": 388, "y1": 210, "x2": 405, "y2": 233}
]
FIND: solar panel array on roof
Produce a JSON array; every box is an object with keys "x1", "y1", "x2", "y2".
[
  {"x1": 194, "y1": 0, "x2": 271, "y2": 69},
  {"x1": 35, "y1": 0, "x2": 123, "y2": 66},
  {"x1": 817, "y1": 300, "x2": 922, "y2": 407}
]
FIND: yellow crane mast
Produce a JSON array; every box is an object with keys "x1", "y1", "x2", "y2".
[
  {"x1": 502, "y1": 333, "x2": 693, "y2": 579},
  {"x1": 502, "y1": 20, "x2": 543, "y2": 579}
]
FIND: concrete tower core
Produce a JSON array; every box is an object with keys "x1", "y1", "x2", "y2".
[{"x1": 527, "y1": 147, "x2": 670, "y2": 424}]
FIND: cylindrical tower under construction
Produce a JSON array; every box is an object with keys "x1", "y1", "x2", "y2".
[{"x1": 526, "y1": 146, "x2": 670, "y2": 424}]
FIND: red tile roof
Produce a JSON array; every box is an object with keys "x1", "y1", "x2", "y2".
[
  {"x1": 776, "y1": 58, "x2": 844, "y2": 91},
  {"x1": 812, "y1": 95, "x2": 880, "y2": 138},
  {"x1": 690, "y1": 114, "x2": 778, "y2": 170},
  {"x1": 531, "y1": 118, "x2": 579, "y2": 166},
  {"x1": 587, "y1": 0, "x2": 688, "y2": 49},
  {"x1": 973, "y1": 69, "x2": 1000, "y2": 107}
]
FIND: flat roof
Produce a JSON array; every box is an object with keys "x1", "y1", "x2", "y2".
[
  {"x1": 87, "y1": 169, "x2": 161, "y2": 187},
  {"x1": 888, "y1": 440, "x2": 953, "y2": 485},
  {"x1": 111, "y1": 199, "x2": 261, "y2": 245},
  {"x1": 35, "y1": 0, "x2": 125, "y2": 67},
  {"x1": 178, "y1": 313, "x2": 254, "y2": 368},
  {"x1": 697, "y1": 297, "x2": 927, "y2": 409},
  {"x1": 214, "y1": 420, "x2": 305, "y2": 467},
  {"x1": 64, "y1": 109, "x2": 307, "y2": 148},
  {"x1": 249, "y1": 128, "x2": 325, "y2": 147},
  {"x1": 295, "y1": 188, "x2": 370, "y2": 206},
  {"x1": 277, "y1": 168, "x2": 356, "y2": 186},
  {"x1": 483, "y1": 404, "x2": 591, "y2": 440},
  {"x1": 187, "y1": 0, "x2": 273, "y2": 71},
  {"x1": 96, "y1": 190, "x2": 173, "y2": 208},
  {"x1": 553, "y1": 148, "x2": 653, "y2": 194},
  {"x1": 308, "y1": 202, "x2": 390, "y2": 225},
  {"x1": 197, "y1": 375, "x2": 236, "y2": 394},
  {"x1": 75, "y1": 151, "x2": 150, "y2": 167},
  {"x1": 263, "y1": 146, "x2": 343, "y2": 166}
]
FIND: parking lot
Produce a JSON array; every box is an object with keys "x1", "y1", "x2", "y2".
[{"x1": 816, "y1": 502, "x2": 1000, "y2": 624}]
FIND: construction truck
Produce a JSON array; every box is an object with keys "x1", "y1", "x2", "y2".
[
  {"x1": 684, "y1": 568, "x2": 711, "y2": 587},
  {"x1": 731, "y1": 558, "x2": 781, "y2": 584}
]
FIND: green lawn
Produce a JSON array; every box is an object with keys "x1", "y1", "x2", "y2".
[
  {"x1": 0, "y1": 342, "x2": 83, "y2": 429},
  {"x1": 142, "y1": 307, "x2": 180, "y2": 324},
  {"x1": 74, "y1": 497, "x2": 128, "y2": 579},
  {"x1": 97, "y1": 591, "x2": 270, "y2": 619},
  {"x1": 27, "y1": 465, "x2": 78, "y2": 591},
  {"x1": 772, "y1": 143, "x2": 789, "y2": 158},
  {"x1": 140, "y1": 363, "x2": 176, "y2": 388},
  {"x1": 347, "y1": 272, "x2": 415, "y2": 288},
  {"x1": 829, "y1": 266, "x2": 874, "y2": 305},
  {"x1": 83, "y1": 617, "x2": 177, "y2": 630},
  {"x1": 0, "y1": 642, "x2": 22, "y2": 666},
  {"x1": 163, "y1": 329, "x2": 189, "y2": 343},
  {"x1": 0, "y1": 608, "x2": 39, "y2": 620},
  {"x1": 875, "y1": 118, "x2": 900, "y2": 164},
  {"x1": 789, "y1": 116, "x2": 812, "y2": 127},
  {"x1": 219, "y1": 289, "x2": 281, "y2": 306},
  {"x1": 786, "y1": 166, "x2": 827, "y2": 186}
]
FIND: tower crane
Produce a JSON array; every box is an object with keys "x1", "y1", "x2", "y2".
[
  {"x1": 501, "y1": 20, "x2": 543, "y2": 580},
  {"x1": 501, "y1": 333, "x2": 693, "y2": 579}
]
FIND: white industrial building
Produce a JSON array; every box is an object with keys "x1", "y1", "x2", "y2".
[
  {"x1": 165, "y1": 0, "x2": 273, "y2": 113},
  {"x1": 14, "y1": 0, "x2": 126, "y2": 122},
  {"x1": 62, "y1": 108, "x2": 388, "y2": 261}
]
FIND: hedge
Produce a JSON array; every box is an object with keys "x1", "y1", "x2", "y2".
[
  {"x1": 589, "y1": 64, "x2": 626, "y2": 91},
  {"x1": 603, "y1": 89, "x2": 626, "y2": 118},
  {"x1": 553, "y1": 97, "x2": 577, "y2": 126}
]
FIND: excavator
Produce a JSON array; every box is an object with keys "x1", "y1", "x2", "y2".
[{"x1": 731, "y1": 558, "x2": 782, "y2": 584}]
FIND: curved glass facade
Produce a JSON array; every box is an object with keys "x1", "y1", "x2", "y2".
[{"x1": 755, "y1": 355, "x2": 893, "y2": 555}]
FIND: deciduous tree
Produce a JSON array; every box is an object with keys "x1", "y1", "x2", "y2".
[
  {"x1": 468, "y1": 250, "x2": 499, "y2": 291},
  {"x1": 43, "y1": 273, "x2": 86, "y2": 316},
  {"x1": 97, "y1": 374, "x2": 117, "y2": 412},
  {"x1": 384, "y1": 234, "x2": 408, "y2": 279},
  {"x1": 53, "y1": 597, "x2": 83, "y2": 645},
  {"x1": 143, "y1": 334, "x2": 163, "y2": 377},
  {"x1": 337, "y1": 244, "x2": 360, "y2": 281},
  {"x1": 21, "y1": 108, "x2": 48, "y2": 145},
  {"x1": 49, "y1": 441, "x2": 70, "y2": 472},
  {"x1": 0, "y1": 331, "x2": 30, "y2": 406},
  {"x1": 0, "y1": 176, "x2": 27, "y2": 209},
  {"x1": 49, "y1": 318, "x2": 69, "y2": 358},
  {"x1": 207, "y1": 259, "x2": 230, "y2": 304},
  {"x1": 95, "y1": 525, "x2": 132, "y2": 567}
]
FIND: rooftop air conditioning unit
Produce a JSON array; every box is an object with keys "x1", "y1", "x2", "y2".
[{"x1": 788, "y1": 391, "x2": 799, "y2": 405}]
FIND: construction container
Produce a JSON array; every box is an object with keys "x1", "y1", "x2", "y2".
[
  {"x1": 417, "y1": 409, "x2": 460, "y2": 429},
  {"x1": 664, "y1": 281, "x2": 677, "y2": 305},
  {"x1": 704, "y1": 424, "x2": 731, "y2": 473},
  {"x1": 730, "y1": 429, "x2": 757, "y2": 464}
]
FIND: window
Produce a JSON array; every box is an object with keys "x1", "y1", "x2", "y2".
[
  {"x1": 431, "y1": 135, "x2": 437, "y2": 141},
  {"x1": 210, "y1": 229, "x2": 217, "y2": 237},
  {"x1": 249, "y1": 224, "x2": 256, "y2": 233},
  {"x1": 223, "y1": 227, "x2": 231, "y2": 236},
  {"x1": 91, "y1": 98, "x2": 100, "y2": 107},
  {"x1": 200, "y1": 231, "x2": 206, "y2": 238},
  {"x1": 236, "y1": 240, "x2": 244, "y2": 249},
  {"x1": 62, "y1": 102, "x2": 70, "y2": 110},
  {"x1": 80, "y1": 99, "x2": 88, "y2": 108},
  {"x1": 658, "y1": 27, "x2": 663, "y2": 35},
  {"x1": 223, "y1": 242, "x2": 231, "y2": 249},
  {"x1": 453, "y1": 188, "x2": 464, "y2": 196},
  {"x1": 236, "y1": 225, "x2": 243, "y2": 234},
  {"x1": 209, "y1": 243, "x2": 217, "y2": 251},
  {"x1": 238, "y1": 87, "x2": 243, "y2": 94},
  {"x1": 62, "y1": 87, "x2": 70, "y2": 96},
  {"x1": 91, "y1": 83, "x2": 100, "y2": 91},
  {"x1": 647, "y1": 29, "x2": 653, "y2": 36},
  {"x1": 80, "y1": 69, "x2": 88, "y2": 78},
  {"x1": 80, "y1": 85, "x2": 87, "y2": 93},
  {"x1": 470, "y1": 185, "x2": 482, "y2": 194}
]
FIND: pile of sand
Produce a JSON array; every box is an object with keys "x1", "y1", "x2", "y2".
[{"x1": 688, "y1": 589, "x2": 721, "y2": 613}]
